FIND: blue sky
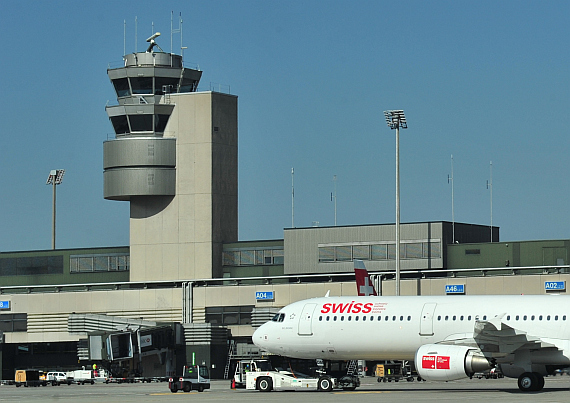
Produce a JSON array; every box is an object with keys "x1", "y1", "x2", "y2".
[{"x1": 0, "y1": 0, "x2": 568, "y2": 251}]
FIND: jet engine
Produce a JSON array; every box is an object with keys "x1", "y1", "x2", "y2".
[{"x1": 415, "y1": 344, "x2": 493, "y2": 381}]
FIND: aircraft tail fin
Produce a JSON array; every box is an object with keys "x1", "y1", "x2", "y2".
[{"x1": 354, "y1": 259, "x2": 377, "y2": 296}]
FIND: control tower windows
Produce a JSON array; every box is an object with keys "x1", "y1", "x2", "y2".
[
  {"x1": 179, "y1": 77, "x2": 199, "y2": 93},
  {"x1": 129, "y1": 114, "x2": 153, "y2": 132},
  {"x1": 110, "y1": 116, "x2": 129, "y2": 134},
  {"x1": 112, "y1": 78, "x2": 130, "y2": 98},
  {"x1": 155, "y1": 114, "x2": 170, "y2": 133},
  {"x1": 131, "y1": 76, "x2": 153, "y2": 94},
  {"x1": 155, "y1": 77, "x2": 179, "y2": 95}
]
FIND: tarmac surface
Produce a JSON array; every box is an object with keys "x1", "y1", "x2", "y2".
[{"x1": 1, "y1": 376, "x2": 569, "y2": 403}]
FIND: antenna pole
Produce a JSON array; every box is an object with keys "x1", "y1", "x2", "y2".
[
  {"x1": 333, "y1": 175, "x2": 337, "y2": 226},
  {"x1": 123, "y1": 20, "x2": 126, "y2": 56},
  {"x1": 291, "y1": 168, "x2": 295, "y2": 228},
  {"x1": 135, "y1": 16, "x2": 138, "y2": 53},
  {"x1": 489, "y1": 161, "x2": 493, "y2": 243},
  {"x1": 449, "y1": 155, "x2": 455, "y2": 243}
]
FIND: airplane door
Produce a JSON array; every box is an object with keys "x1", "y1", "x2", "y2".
[
  {"x1": 298, "y1": 303, "x2": 317, "y2": 336},
  {"x1": 419, "y1": 303, "x2": 437, "y2": 336}
]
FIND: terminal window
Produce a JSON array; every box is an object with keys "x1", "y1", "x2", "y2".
[
  {"x1": 205, "y1": 306, "x2": 254, "y2": 325},
  {"x1": 0, "y1": 313, "x2": 27, "y2": 332},
  {"x1": 318, "y1": 241, "x2": 441, "y2": 263},
  {"x1": 70, "y1": 254, "x2": 129, "y2": 273}
]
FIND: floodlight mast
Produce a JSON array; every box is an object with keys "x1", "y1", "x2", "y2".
[
  {"x1": 383, "y1": 110, "x2": 407, "y2": 296},
  {"x1": 46, "y1": 169, "x2": 65, "y2": 250}
]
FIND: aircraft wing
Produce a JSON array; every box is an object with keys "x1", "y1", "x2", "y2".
[
  {"x1": 472, "y1": 314, "x2": 559, "y2": 358},
  {"x1": 438, "y1": 314, "x2": 559, "y2": 358}
]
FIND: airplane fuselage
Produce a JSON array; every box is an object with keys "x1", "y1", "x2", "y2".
[{"x1": 253, "y1": 295, "x2": 570, "y2": 364}]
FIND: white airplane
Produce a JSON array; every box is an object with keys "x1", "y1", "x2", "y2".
[{"x1": 253, "y1": 261, "x2": 570, "y2": 392}]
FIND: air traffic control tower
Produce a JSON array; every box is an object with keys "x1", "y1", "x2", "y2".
[{"x1": 104, "y1": 38, "x2": 238, "y2": 282}]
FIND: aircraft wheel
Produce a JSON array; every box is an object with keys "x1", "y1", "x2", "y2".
[
  {"x1": 317, "y1": 376, "x2": 333, "y2": 392},
  {"x1": 257, "y1": 377, "x2": 273, "y2": 392},
  {"x1": 518, "y1": 372, "x2": 543, "y2": 392}
]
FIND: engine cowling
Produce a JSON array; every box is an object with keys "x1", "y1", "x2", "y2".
[{"x1": 415, "y1": 344, "x2": 493, "y2": 381}]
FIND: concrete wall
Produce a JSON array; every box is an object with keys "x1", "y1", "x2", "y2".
[
  {"x1": 284, "y1": 223, "x2": 444, "y2": 274},
  {"x1": 129, "y1": 91, "x2": 238, "y2": 281}
]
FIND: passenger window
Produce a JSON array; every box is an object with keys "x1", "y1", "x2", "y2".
[
  {"x1": 407, "y1": 316, "x2": 411, "y2": 321},
  {"x1": 326, "y1": 316, "x2": 330, "y2": 321},
  {"x1": 400, "y1": 316, "x2": 403, "y2": 321},
  {"x1": 319, "y1": 316, "x2": 323, "y2": 321},
  {"x1": 341, "y1": 316, "x2": 344, "y2": 321},
  {"x1": 483, "y1": 315, "x2": 487, "y2": 320},
  {"x1": 547, "y1": 315, "x2": 551, "y2": 320},
  {"x1": 333, "y1": 316, "x2": 337, "y2": 321},
  {"x1": 362, "y1": 316, "x2": 366, "y2": 321},
  {"x1": 516, "y1": 315, "x2": 519, "y2": 320},
  {"x1": 355, "y1": 316, "x2": 359, "y2": 321},
  {"x1": 468, "y1": 315, "x2": 472, "y2": 321},
  {"x1": 452, "y1": 316, "x2": 456, "y2": 321},
  {"x1": 539, "y1": 315, "x2": 543, "y2": 320},
  {"x1": 564, "y1": 315, "x2": 567, "y2": 321},
  {"x1": 378, "y1": 316, "x2": 381, "y2": 321},
  {"x1": 506, "y1": 315, "x2": 510, "y2": 320},
  {"x1": 370, "y1": 316, "x2": 374, "y2": 321},
  {"x1": 437, "y1": 316, "x2": 441, "y2": 321},
  {"x1": 555, "y1": 315, "x2": 559, "y2": 321},
  {"x1": 531, "y1": 315, "x2": 535, "y2": 321},
  {"x1": 460, "y1": 315, "x2": 464, "y2": 321},
  {"x1": 445, "y1": 316, "x2": 449, "y2": 321},
  {"x1": 523, "y1": 315, "x2": 527, "y2": 321},
  {"x1": 348, "y1": 316, "x2": 352, "y2": 321},
  {"x1": 392, "y1": 316, "x2": 396, "y2": 321},
  {"x1": 385, "y1": 316, "x2": 389, "y2": 321}
]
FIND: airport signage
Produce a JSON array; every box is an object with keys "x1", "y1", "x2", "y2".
[
  {"x1": 256, "y1": 291, "x2": 274, "y2": 301},
  {"x1": 545, "y1": 281, "x2": 565, "y2": 291},
  {"x1": 0, "y1": 301, "x2": 10, "y2": 310},
  {"x1": 445, "y1": 284, "x2": 465, "y2": 294}
]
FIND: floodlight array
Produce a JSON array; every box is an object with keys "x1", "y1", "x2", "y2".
[
  {"x1": 46, "y1": 169, "x2": 65, "y2": 185},
  {"x1": 383, "y1": 110, "x2": 407, "y2": 129}
]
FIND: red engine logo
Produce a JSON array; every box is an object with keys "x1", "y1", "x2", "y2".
[
  {"x1": 422, "y1": 355, "x2": 450, "y2": 370},
  {"x1": 422, "y1": 355, "x2": 436, "y2": 369},
  {"x1": 436, "y1": 356, "x2": 450, "y2": 369}
]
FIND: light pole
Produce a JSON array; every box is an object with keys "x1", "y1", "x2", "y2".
[
  {"x1": 46, "y1": 169, "x2": 65, "y2": 250},
  {"x1": 384, "y1": 110, "x2": 407, "y2": 296}
]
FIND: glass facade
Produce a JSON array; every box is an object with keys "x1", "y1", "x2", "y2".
[{"x1": 318, "y1": 241, "x2": 441, "y2": 263}]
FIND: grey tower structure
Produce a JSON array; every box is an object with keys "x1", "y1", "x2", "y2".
[{"x1": 104, "y1": 46, "x2": 238, "y2": 281}]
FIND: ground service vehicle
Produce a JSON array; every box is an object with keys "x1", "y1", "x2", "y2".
[
  {"x1": 168, "y1": 365, "x2": 210, "y2": 393},
  {"x1": 47, "y1": 371, "x2": 68, "y2": 386},
  {"x1": 232, "y1": 359, "x2": 273, "y2": 388},
  {"x1": 15, "y1": 369, "x2": 46, "y2": 387},
  {"x1": 245, "y1": 367, "x2": 358, "y2": 392},
  {"x1": 66, "y1": 369, "x2": 95, "y2": 384}
]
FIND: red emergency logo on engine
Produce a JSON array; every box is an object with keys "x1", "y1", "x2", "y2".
[
  {"x1": 422, "y1": 355, "x2": 450, "y2": 370},
  {"x1": 422, "y1": 355, "x2": 436, "y2": 369},
  {"x1": 436, "y1": 356, "x2": 450, "y2": 369}
]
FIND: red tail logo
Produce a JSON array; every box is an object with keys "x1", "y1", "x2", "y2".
[{"x1": 354, "y1": 261, "x2": 377, "y2": 296}]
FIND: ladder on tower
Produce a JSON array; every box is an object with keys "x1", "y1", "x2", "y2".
[
  {"x1": 346, "y1": 360, "x2": 358, "y2": 376},
  {"x1": 223, "y1": 340, "x2": 236, "y2": 380}
]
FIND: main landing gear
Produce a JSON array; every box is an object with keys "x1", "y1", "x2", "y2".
[{"x1": 517, "y1": 372, "x2": 545, "y2": 392}]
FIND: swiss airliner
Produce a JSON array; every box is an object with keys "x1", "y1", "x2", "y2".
[{"x1": 253, "y1": 260, "x2": 570, "y2": 392}]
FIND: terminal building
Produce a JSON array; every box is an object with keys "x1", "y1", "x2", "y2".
[{"x1": 0, "y1": 39, "x2": 569, "y2": 380}]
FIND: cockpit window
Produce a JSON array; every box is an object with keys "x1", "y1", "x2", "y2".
[
  {"x1": 278, "y1": 313, "x2": 285, "y2": 322},
  {"x1": 271, "y1": 314, "x2": 280, "y2": 322}
]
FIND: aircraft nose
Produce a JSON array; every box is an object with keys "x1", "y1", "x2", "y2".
[{"x1": 252, "y1": 324, "x2": 269, "y2": 349}]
